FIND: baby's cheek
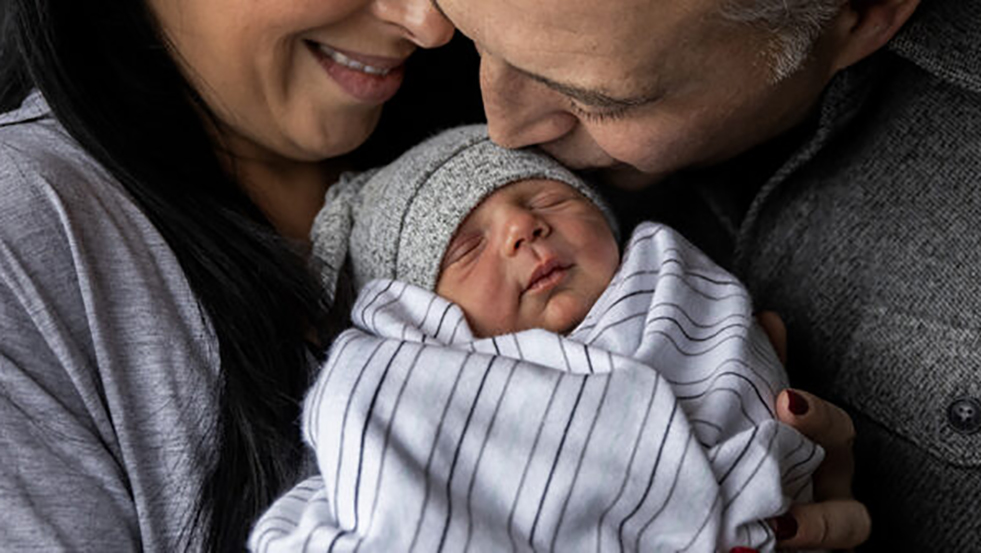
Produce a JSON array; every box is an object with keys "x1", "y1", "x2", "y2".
[{"x1": 467, "y1": 299, "x2": 520, "y2": 338}]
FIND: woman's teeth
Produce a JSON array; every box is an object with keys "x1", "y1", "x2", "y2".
[{"x1": 318, "y1": 45, "x2": 392, "y2": 76}]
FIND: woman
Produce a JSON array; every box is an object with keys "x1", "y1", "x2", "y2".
[{"x1": 0, "y1": 0, "x2": 475, "y2": 550}]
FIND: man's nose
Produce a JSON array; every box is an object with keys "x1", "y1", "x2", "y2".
[
  {"x1": 502, "y1": 208, "x2": 550, "y2": 256},
  {"x1": 480, "y1": 54, "x2": 577, "y2": 149},
  {"x1": 371, "y1": 0, "x2": 455, "y2": 49}
]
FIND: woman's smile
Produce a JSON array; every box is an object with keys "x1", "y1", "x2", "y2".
[
  {"x1": 147, "y1": 0, "x2": 454, "y2": 163},
  {"x1": 307, "y1": 42, "x2": 407, "y2": 104}
]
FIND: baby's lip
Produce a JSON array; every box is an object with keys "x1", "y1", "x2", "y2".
[{"x1": 524, "y1": 258, "x2": 571, "y2": 295}]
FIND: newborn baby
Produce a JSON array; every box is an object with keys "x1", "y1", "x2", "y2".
[{"x1": 250, "y1": 125, "x2": 822, "y2": 553}]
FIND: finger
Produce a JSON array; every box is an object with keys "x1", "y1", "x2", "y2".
[
  {"x1": 772, "y1": 500, "x2": 871, "y2": 550},
  {"x1": 775, "y1": 389, "x2": 855, "y2": 451},
  {"x1": 809, "y1": 450, "x2": 855, "y2": 500},
  {"x1": 775, "y1": 389, "x2": 856, "y2": 498},
  {"x1": 755, "y1": 311, "x2": 787, "y2": 365}
]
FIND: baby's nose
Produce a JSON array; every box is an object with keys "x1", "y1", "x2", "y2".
[{"x1": 502, "y1": 210, "x2": 549, "y2": 255}]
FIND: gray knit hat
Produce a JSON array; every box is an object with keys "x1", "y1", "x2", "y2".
[{"x1": 311, "y1": 125, "x2": 618, "y2": 301}]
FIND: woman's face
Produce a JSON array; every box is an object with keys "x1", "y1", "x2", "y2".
[{"x1": 148, "y1": 0, "x2": 454, "y2": 164}]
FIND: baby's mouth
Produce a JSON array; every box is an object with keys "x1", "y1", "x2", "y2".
[{"x1": 524, "y1": 259, "x2": 571, "y2": 294}]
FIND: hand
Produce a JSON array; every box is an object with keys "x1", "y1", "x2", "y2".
[{"x1": 756, "y1": 312, "x2": 871, "y2": 550}]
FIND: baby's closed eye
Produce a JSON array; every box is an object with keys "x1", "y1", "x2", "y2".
[
  {"x1": 528, "y1": 192, "x2": 576, "y2": 210},
  {"x1": 442, "y1": 233, "x2": 484, "y2": 268}
]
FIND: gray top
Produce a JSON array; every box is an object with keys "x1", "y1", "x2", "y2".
[
  {"x1": 623, "y1": 0, "x2": 981, "y2": 549},
  {"x1": 0, "y1": 92, "x2": 219, "y2": 551}
]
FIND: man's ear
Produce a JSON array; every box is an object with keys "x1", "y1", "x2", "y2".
[{"x1": 826, "y1": 0, "x2": 921, "y2": 72}]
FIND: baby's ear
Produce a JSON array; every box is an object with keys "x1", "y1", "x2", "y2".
[{"x1": 826, "y1": 0, "x2": 921, "y2": 72}]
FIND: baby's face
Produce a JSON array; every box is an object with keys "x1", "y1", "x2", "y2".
[{"x1": 435, "y1": 179, "x2": 619, "y2": 337}]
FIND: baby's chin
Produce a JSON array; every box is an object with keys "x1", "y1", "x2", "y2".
[
  {"x1": 536, "y1": 296, "x2": 593, "y2": 335},
  {"x1": 469, "y1": 302, "x2": 589, "y2": 338}
]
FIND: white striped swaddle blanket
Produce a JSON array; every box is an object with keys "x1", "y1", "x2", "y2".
[{"x1": 250, "y1": 222, "x2": 823, "y2": 553}]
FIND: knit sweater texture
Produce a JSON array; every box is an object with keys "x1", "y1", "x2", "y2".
[{"x1": 618, "y1": 0, "x2": 981, "y2": 549}]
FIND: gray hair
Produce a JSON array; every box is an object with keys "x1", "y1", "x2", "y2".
[{"x1": 722, "y1": 0, "x2": 844, "y2": 82}]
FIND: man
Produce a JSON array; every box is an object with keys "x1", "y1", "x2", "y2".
[{"x1": 432, "y1": 0, "x2": 981, "y2": 550}]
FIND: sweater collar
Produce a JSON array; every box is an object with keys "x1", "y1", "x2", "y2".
[
  {"x1": 889, "y1": 0, "x2": 981, "y2": 93},
  {"x1": 0, "y1": 90, "x2": 50, "y2": 126}
]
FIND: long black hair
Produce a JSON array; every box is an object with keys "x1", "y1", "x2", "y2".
[
  {"x1": 1, "y1": 0, "x2": 483, "y2": 548},
  {"x1": 2, "y1": 0, "x2": 330, "y2": 550}
]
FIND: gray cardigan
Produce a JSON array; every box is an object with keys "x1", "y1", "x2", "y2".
[{"x1": 613, "y1": 0, "x2": 981, "y2": 549}]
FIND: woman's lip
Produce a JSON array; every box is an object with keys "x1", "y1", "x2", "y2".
[
  {"x1": 307, "y1": 42, "x2": 406, "y2": 104},
  {"x1": 313, "y1": 42, "x2": 408, "y2": 72}
]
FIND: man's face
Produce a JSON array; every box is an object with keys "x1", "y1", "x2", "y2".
[
  {"x1": 436, "y1": 0, "x2": 840, "y2": 186},
  {"x1": 435, "y1": 179, "x2": 619, "y2": 337}
]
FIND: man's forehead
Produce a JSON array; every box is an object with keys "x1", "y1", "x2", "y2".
[
  {"x1": 432, "y1": 0, "x2": 723, "y2": 64},
  {"x1": 434, "y1": 0, "x2": 697, "y2": 102},
  {"x1": 435, "y1": 0, "x2": 670, "y2": 35}
]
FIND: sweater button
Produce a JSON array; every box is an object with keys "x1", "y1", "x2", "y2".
[{"x1": 947, "y1": 397, "x2": 981, "y2": 434}]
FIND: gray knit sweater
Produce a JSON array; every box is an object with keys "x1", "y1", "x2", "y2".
[{"x1": 617, "y1": 0, "x2": 981, "y2": 549}]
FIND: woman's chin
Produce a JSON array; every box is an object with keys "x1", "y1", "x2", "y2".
[
  {"x1": 292, "y1": 108, "x2": 382, "y2": 160},
  {"x1": 315, "y1": 123, "x2": 378, "y2": 159}
]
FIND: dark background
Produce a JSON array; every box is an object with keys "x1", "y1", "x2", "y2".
[{"x1": 350, "y1": 32, "x2": 486, "y2": 169}]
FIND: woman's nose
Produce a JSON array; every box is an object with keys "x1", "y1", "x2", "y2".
[
  {"x1": 371, "y1": 0, "x2": 456, "y2": 49},
  {"x1": 502, "y1": 208, "x2": 550, "y2": 256},
  {"x1": 480, "y1": 54, "x2": 577, "y2": 149}
]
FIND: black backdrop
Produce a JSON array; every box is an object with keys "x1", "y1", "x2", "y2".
[{"x1": 349, "y1": 33, "x2": 485, "y2": 170}]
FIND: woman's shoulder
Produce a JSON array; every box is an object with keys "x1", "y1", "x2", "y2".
[
  {"x1": 1, "y1": 93, "x2": 171, "y2": 269},
  {"x1": 0, "y1": 92, "x2": 217, "y2": 377},
  {"x1": 0, "y1": 93, "x2": 124, "y2": 224},
  {"x1": 0, "y1": 94, "x2": 218, "y2": 551},
  {"x1": 0, "y1": 95, "x2": 219, "y2": 549}
]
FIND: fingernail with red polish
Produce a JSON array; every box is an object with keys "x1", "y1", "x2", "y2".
[
  {"x1": 787, "y1": 390, "x2": 809, "y2": 416},
  {"x1": 770, "y1": 512, "x2": 799, "y2": 541},
  {"x1": 730, "y1": 548, "x2": 759, "y2": 553}
]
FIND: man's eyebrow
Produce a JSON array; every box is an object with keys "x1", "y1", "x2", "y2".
[{"x1": 512, "y1": 65, "x2": 658, "y2": 108}]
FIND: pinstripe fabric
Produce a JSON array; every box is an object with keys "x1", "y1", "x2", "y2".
[{"x1": 250, "y1": 223, "x2": 822, "y2": 552}]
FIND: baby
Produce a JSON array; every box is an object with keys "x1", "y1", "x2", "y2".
[
  {"x1": 250, "y1": 126, "x2": 822, "y2": 553},
  {"x1": 434, "y1": 175, "x2": 618, "y2": 338}
]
